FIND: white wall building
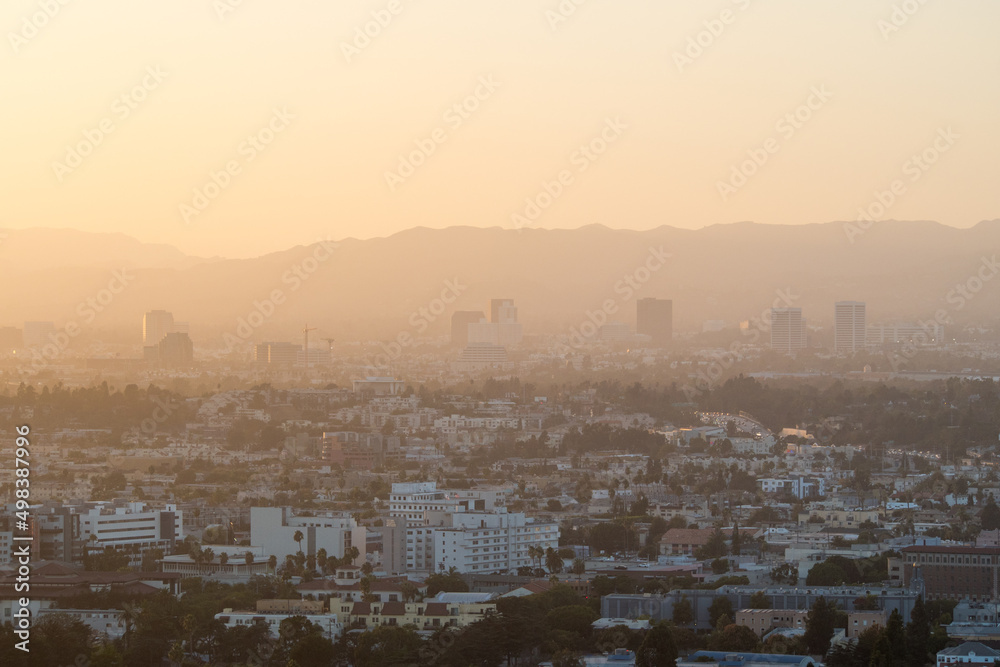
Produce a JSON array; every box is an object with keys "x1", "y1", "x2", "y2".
[
  {"x1": 80, "y1": 502, "x2": 182, "y2": 564},
  {"x1": 250, "y1": 507, "x2": 365, "y2": 563}
]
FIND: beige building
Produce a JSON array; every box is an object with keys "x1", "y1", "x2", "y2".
[
  {"x1": 659, "y1": 528, "x2": 715, "y2": 556},
  {"x1": 735, "y1": 609, "x2": 809, "y2": 637},
  {"x1": 848, "y1": 610, "x2": 886, "y2": 638},
  {"x1": 798, "y1": 508, "x2": 880, "y2": 529}
]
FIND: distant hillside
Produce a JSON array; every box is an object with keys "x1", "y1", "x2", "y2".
[{"x1": 1, "y1": 220, "x2": 998, "y2": 346}]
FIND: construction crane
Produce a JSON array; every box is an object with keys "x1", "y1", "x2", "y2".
[{"x1": 302, "y1": 325, "x2": 317, "y2": 366}]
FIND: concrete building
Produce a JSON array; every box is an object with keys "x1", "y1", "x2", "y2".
[
  {"x1": 431, "y1": 510, "x2": 559, "y2": 574},
  {"x1": 868, "y1": 322, "x2": 943, "y2": 346},
  {"x1": 156, "y1": 332, "x2": 194, "y2": 367},
  {"x1": 254, "y1": 342, "x2": 301, "y2": 366},
  {"x1": 902, "y1": 545, "x2": 1000, "y2": 601},
  {"x1": 758, "y1": 477, "x2": 824, "y2": 500},
  {"x1": 936, "y1": 642, "x2": 1000, "y2": 667},
  {"x1": 736, "y1": 609, "x2": 809, "y2": 637},
  {"x1": 451, "y1": 310, "x2": 485, "y2": 347},
  {"x1": 352, "y1": 377, "x2": 406, "y2": 396},
  {"x1": 466, "y1": 299, "x2": 523, "y2": 347},
  {"x1": 250, "y1": 507, "x2": 365, "y2": 563},
  {"x1": 659, "y1": 528, "x2": 715, "y2": 557},
  {"x1": 847, "y1": 610, "x2": 886, "y2": 639},
  {"x1": 600, "y1": 321, "x2": 632, "y2": 343},
  {"x1": 602, "y1": 586, "x2": 921, "y2": 630},
  {"x1": 80, "y1": 502, "x2": 182, "y2": 566},
  {"x1": 770, "y1": 308, "x2": 807, "y2": 352},
  {"x1": 835, "y1": 301, "x2": 867, "y2": 353},
  {"x1": 142, "y1": 310, "x2": 174, "y2": 346},
  {"x1": 678, "y1": 652, "x2": 815, "y2": 667}
]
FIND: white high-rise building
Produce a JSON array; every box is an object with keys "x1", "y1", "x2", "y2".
[
  {"x1": 467, "y1": 299, "x2": 523, "y2": 346},
  {"x1": 770, "y1": 308, "x2": 806, "y2": 352},
  {"x1": 835, "y1": 301, "x2": 867, "y2": 353},
  {"x1": 390, "y1": 483, "x2": 555, "y2": 574}
]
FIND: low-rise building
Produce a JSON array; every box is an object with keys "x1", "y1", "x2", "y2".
[
  {"x1": 736, "y1": 609, "x2": 808, "y2": 637},
  {"x1": 936, "y1": 642, "x2": 1000, "y2": 667}
]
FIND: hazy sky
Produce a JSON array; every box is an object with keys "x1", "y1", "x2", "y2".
[{"x1": 2, "y1": 0, "x2": 998, "y2": 258}]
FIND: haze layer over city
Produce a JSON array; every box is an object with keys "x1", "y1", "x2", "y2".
[{"x1": 1, "y1": 2, "x2": 1000, "y2": 666}]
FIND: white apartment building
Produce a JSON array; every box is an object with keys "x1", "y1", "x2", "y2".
[
  {"x1": 389, "y1": 482, "x2": 510, "y2": 522},
  {"x1": 391, "y1": 483, "x2": 556, "y2": 574},
  {"x1": 758, "y1": 476, "x2": 825, "y2": 499},
  {"x1": 431, "y1": 511, "x2": 559, "y2": 574},
  {"x1": 80, "y1": 502, "x2": 182, "y2": 564},
  {"x1": 432, "y1": 415, "x2": 524, "y2": 431},
  {"x1": 250, "y1": 507, "x2": 365, "y2": 562}
]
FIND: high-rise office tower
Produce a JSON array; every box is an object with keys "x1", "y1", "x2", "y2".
[
  {"x1": 835, "y1": 301, "x2": 867, "y2": 353},
  {"x1": 143, "y1": 310, "x2": 175, "y2": 346},
  {"x1": 770, "y1": 308, "x2": 807, "y2": 352},
  {"x1": 471, "y1": 300, "x2": 523, "y2": 346},
  {"x1": 636, "y1": 298, "x2": 672, "y2": 346},
  {"x1": 451, "y1": 311, "x2": 485, "y2": 347},
  {"x1": 491, "y1": 299, "x2": 516, "y2": 324},
  {"x1": 156, "y1": 332, "x2": 194, "y2": 367}
]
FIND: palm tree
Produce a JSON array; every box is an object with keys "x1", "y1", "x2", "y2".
[
  {"x1": 118, "y1": 602, "x2": 142, "y2": 653},
  {"x1": 219, "y1": 552, "x2": 229, "y2": 570},
  {"x1": 203, "y1": 548, "x2": 215, "y2": 573},
  {"x1": 190, "y1": 545, "x2": 204, "y2": 575},
  {"x1": 293, "y1": 530, "x2": 304, "y2": 555},
  {"x1": 528, "y1": 545, "x2": 545, "y2": 570},
  {"x1": 267, "y1": 554, "x2": 277, "y2": 573},
  {"x1": 344, "y1": 546, "x2": 360, "y2": 565},
  {"x1": 545, "y1": 547, "x2": 563, "y2": 574},
  {"x1": 572, "y1": 558, "x2": 586, "y2": 580},
  {"x1": 244, "y1": 551, "x2": 255, "y2": 569},
  {"x1": 316, "y1": 548, "x2": 328, "y2": 571},
  {"x1": 400, "y1": 581, "x2": 418, "y2": 603}
]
